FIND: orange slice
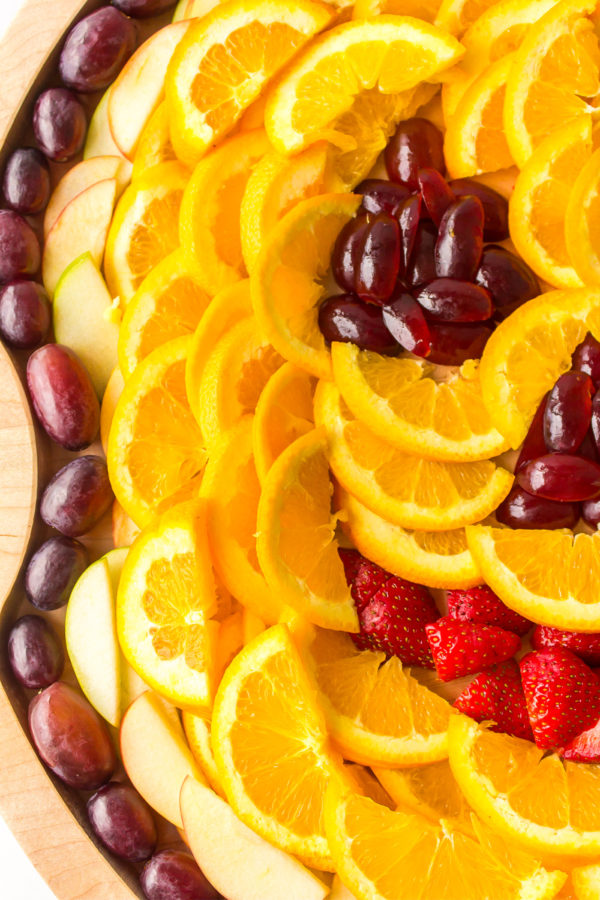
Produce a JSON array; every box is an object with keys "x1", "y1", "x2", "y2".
[
  {"x1": 100, "y1": 365, "x2": 125, "y2": 455},
  {"x1": 182, "y1": 710, "x2": 224, "y2": 796},
  {"x1": 353, "y1": 0, "x2": 440, "y2": 22},
  {"x1": 372, "y1": 760, "x2": 473, "y2": 829},
  {"x1": 565, "y1": 145, "x2": 600, "y2": 287},
  {"x1": 132, "y1": 102, "x2": 177, "y2": 182},
  {"x1": 434, "y1": 0, "x2": 498, "y2": 35}
]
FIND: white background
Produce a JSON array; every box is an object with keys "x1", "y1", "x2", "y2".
[{"x1": 1, "y1": 1, "x2": 62, "y2": 896}]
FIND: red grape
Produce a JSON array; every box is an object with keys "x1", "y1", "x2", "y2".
[
  {"x1": 384, "y1": 118, "x2": 445, "y2": 189},
  {"x1": 25, "y1": 536, "x2": 89, "y2": 611},
  {"x1": 495, "y1": 486, "x2": 579, "y2": 530},
  {"x1": 517, "y1": 454, "x2": 600, "y2": 502},
  {"x1": 355, "y1": 213, "x2": 400, "y2": 304},
  {"x1": 515, "y1": 394, "x2": 548, "y2": 472},
  {"x1": 406, "y1": 218, "x2": 437, "y2": 287},
  {"x1": 140, "y1": 850, "x2": 221, "y2": 900},
  {"x1": 331, "y1": 215, "x2": 368, "y2": 293},
  {"x1": 8, "y1": 615, "x2": 64, "y2": 689},
  {"x1": 3, "y1": 148, "x2": 50, "y2": 215},
  {"x1": 356, "y1": 178, "x2": 410, "y2": 217},
  {"x1": 60, "y1": 8, "x2": 137, "y2": 93},
  {"x1": 33, "y1": 89, "x2": 86, "y2": 161},
  {"x1": 0, "y1": 280, "x2": 50, "y2": 348},
  {"x1": 573, "y1": 333, "x2": 600, "y2": 387},
  {"x1": 28, "y1": 682, "x2": 116, "y2": 790},
  {"x1": 448, "y1": 178, "x2": 509, "y2": 241},
  {"x1": 27, "y1": 344, "x2": 100, "y2": 450},
  {"x1": 40, "y1": 456, "x2": 114, "y2": 537},
  {"x1": 111, "y1": 0, "x2": 177, "y2": 17},
  {"x1": 583, "y1": 497, "x2": 600, "y2": 529},
  {"x1": 382, "y1": 291, "x2": 431, "y2": 356},
  {"x1": 87, "y1": 782, "x2": 157, "y2": 862},
  {"x1": 427, "y1": 321, "x2": 492, "y2": 365},
  {"x1": 435, "y1": 196, "x2": 484, "y2": 281},
  {"x1": 415, "y1": 278, "x2": 492, "y2": 322},
  {"x1": 418, "y1": 168, "x2": 454, "y2": 225},
  {"x1": 578, "y1": 427, "x2": 598, "y2": 462},
  {"x1": 318, "y1": 294, "x2": 398, "y2": 354},
  {"x1": 543, "y1": 371, "x2": 593, "y2": 453},
  {"x1": 397, "y1": 192, "x2": 421, "y2": 273},
  {"x1": 475, "y1": 245, "x2": 539, "y2": 319},
  {"x1": 0, "y1": 210, "x2": 40, "y2": 283}
]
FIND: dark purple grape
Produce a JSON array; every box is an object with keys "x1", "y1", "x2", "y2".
[
  {"x1": 40, "y1": 456, "x2": 114, "y2": 538},
  {"x1": 517, "y1": 454, "x2": 600, "y2": 502},
  {"x1": 0, "y1": 210, "x2": 40, "y2": 283},
  {"x1": 355, "y1": 213, "x2": 400, "y2": 304},
  {"x1": 406, "y1": 218, "x2": 437, "y2": 287},
  {"x1": 496, "y1": 486, "x2": 579, "y2": 530},
  {"x1": 573, "y1": 333, "x2": 600, "y2": 387},
  {"x1": 592, "y1": 389, "x2": 600, "y2": 455},
  {"x1": 382, "y1": 291, "x2": 431, "y2": 357},
  {"x1": 0, "y1": 280, "x2": 50, "y2": 348},
  {"x1": 25, "y1": 536, "x2": 89, "y2": 611},
  {"x1": 111, "y1": 0, "x2": 177, "y2": 17},
  {"x1": 448, "y1": 178, "x2": 509, "y2": 241},
  {"x1": 331, "y1": 215, "x2": 368, "y2": 293},
  {"x1": 475, "y1": 245, "x2": 539, "y2": 319},
  {"x1": 578, "y1": 427, "x2": 598, "y2": 462},
  {"x1": 318, "y1": 294, "x2": 398, "y2": 354},
  {"x1": 87, "y1": 782, "x2": 157, "y2": 862},
  {"x1": 60, "y1": 8, "x2": 137, "y2": 93},
  {"x1": 543, "y1": 371, "x2": 593, "y2": 453},
  {"x1": 385, "y1": 118, "x2": 445, "y2": 189},
  {"x1": 8, "y1": 615, "x2": 64, "y2": 689},
  {"x1": 3, "y1": 148, "x2": 50, "y2": 215},
  {"x1": 398, "y1": 193, "x2": 421, "y2": 273},
  {"x1": 435, "y1": 196, "x2": 484, "y2": 281},
  {"x1": 515, "y1": 394, "x2": 548, "y2": 473},
  {"x1": 140, "y1": 850, "x2": 220, "y2": 900},
  {"x1": 415, "y1": 278, "x2": 492, "y2": 322},
  {"x1": 426, "y1": 321, "x2": 492, "y2": 365},
  {"x1": 28, "y1": 682, "x2": 116, "y2": 790},
  {"x1": 27, "y1": 344, "x2": 100, "y2": 450},
  {"x1": 356, "y1": 179, "x2": 410, "y2": 217},
  {"x1": 418, "y1": 168, "x2": 454, "y2": 225},
  {"x1": 583, "y1": 497, "x2": 600, "y2": 529},
  {"x1": 33, "y1": 89, "x2": 86, "y2": 161}
]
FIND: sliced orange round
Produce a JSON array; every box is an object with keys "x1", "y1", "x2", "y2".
[
  {"x1": 372, "y1": 760, "x2": 473, "y2": 829},
  {"x1": 165, "y1": 0, "x2": 333, "y2": 166},
  {"x1": 132, "y1": 102, "x2": 178, "y2": 182},
  {"x1": 100, "y1": 365, "x2": 125, "y2": 455},
  {"x1": 179, "y1": 129, "x2": 271, "y2": 296},
  {"x1": 108, "y1": 335, "x2": 206, "y2": 527},
  {"x1": 565, "y1": 145, "x2": 600, "y2": 287},
  {"x1": 104, "y1": 160, "x2": 189, "y2": 306},
  {"x1": 353, "y1": 0, "x2": 440, "y2": 22},
  {"x1": 434, "y1": 0, "x2": 498, "y2": 35},
  {"x1": 182, "y1": 710, "x2": 225, "y2": 796},
  {"x1": 118, "y1": 248, "x2": 212, "y2": 379},
  {"x1": 256, "y1": 428, "x2": 359, "y2": 633}
]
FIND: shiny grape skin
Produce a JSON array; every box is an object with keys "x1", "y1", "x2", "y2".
[
  {"x1": 355, "y1": 213, "x2": 401, "y2": 304},
  {"x1": 398, "y1": 193, "x2": 422, "y2": 274},
  {"x1": 8, "y1": 615, "x2": 64, "y2": 689},
  {"x1": 3, "y1": 148, "x2": 50, "y2": 215},
  {"x1": 331, "y1": 215, "x2": 369, "y2": 294},
  {"x1": 33, "y1": 89, "x2": 86, "y2": 162},
  {"x1": 405, "y1": 218, "x2": 437, "y2": 287},
  {"x1": 515, "y1": 394, "x2": 548, "y2": 473},
  {"x1": 382, "y1": 291, "x2": 431, "y2": 357},
  {"x1": 27, "y1": 344, "x2": 100, "y2": 450},
  {"x1": 435, "y1": 196, "x2": 484, "y2": 281},
  {"x1": 384, "y1": 118, "x2": 445, "y2": 189},
  {"x1": 140, "y1": 850, "x2": 221, "y2": 900},
  {"x1": 0, "y1": 280, "x2": 50, "y2": 349},
  {"x1": 495, "y1": 486, "x2": 580, "y2": 530},
  {"x1": 475, "y1": 245, "x2": 540, "y2": 319},
  {"x1": 426, "y1": 322, "x2": 492, "y2": 365},
  {"x1": 40, "y1": 456, "x2": 114, "y2": 538},
  {"x1": 87, "y1": 782, "x2": 157, "y2": 862},
  {"x1": 0, "y1": 210, "x2": 40, "y2": 283},
  {"x1": 418, "y1": 168, "x2": 454, "y2": 225},
  {"x1": 448, "y1": 178, "x2": 509, "y2": 242},
  {"x1": 60, "y1": 8, "x2": 137, "y2": 93},
  {"x1": 582, "y1": 497, "x2": 600, "y2": 529},
  {"x1": 111, "y1": 0, "x2": 177, "y2": 17},
  {"x1": 318, "y1": 294, "x2": 399, "y2": 354},
  {"x1": 573, "y1": 333, "x2": 600, "y2": 387},
  {"x1": 356, "y1": 179, "x2": 410, "y2": 217},
  {"x1": 414, "y1": 278, "x2": 493, "y2": 322},
  {"x1": 28, "y1": 682, "x2": 116, "y2": 790},
  {"x1": 543, "y1": 371, "x2": 594, "y2": 453},
  {"x1": 517, "y1": 454, "x2": 600, "y2": 502},
  {"x1": 25, "y1": 536, "x2": 89, "y2": 611}
]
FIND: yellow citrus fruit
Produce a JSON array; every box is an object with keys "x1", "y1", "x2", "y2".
[
  {"x1": 573, "y1": 866, "x2": 600, "y2": 900},
  {"x1": 353, "y1": 0, "x2": 440, "y2": 22},
  {"x1": 117, "y1": 500, "x2": 222, "y2": 708},
  {"x1": 200, "y1": 416, "x2": 282, "y2": 624},
  {"x1": 253, "y1": 361, "x2": 316, "y2": 485},
  {"x1": 108, "y1": 335, "x2": 206, "y2": 528},
  {"x1": 212, "y1": 623, "x2": 350, "y2": 871},
  {"x1": 296, "y1": 624, "x2": 451, "y2": 767},
  {"x1": 118, "y1": 248, "x2": 212, "y2": 379},
  {"x1": 182, "y1": 710, "x2": 225, "y2": 796},
  {"x1": 179, "y1": 129, "x2": 271, "y2": 296},
  {"x1": 105, "y1": 161, "x2": 189, "y2": 306},
  {"x1": 509, "y1": 118, "x2": 591, "y2": 289},
  {"x1": 165, "y1": 0, "x2": 332, "y2": 165},
  {"x1": 434, "y1": 0, "x2": 497, "y2": 35},
  {"x1": 315, "y1": 381, "x2": 514, "y2": 532},
  {"x1": 340, "y1": 489, "x2": 482, "y2": 590},
  {"x1": 372, "y1": 760, "x2": 473, "y2": 829},
  {"x1": 257, "y1": 428, "x2": 359, "y2": 633},
  {"x1": 449, "y1": 714, "x2": 600, "y2": 861},
  {"x1": 194, "y1": 316, "x2": 284, "y2": 450},
  {"x1": 331, "y1": 342, "x2": 508, "y2": 461},
  {"x1": 112, "y1": 499, "x2": 141, "y2": 548},
  {"x1": 466, "y1": 525, "x2": 600, "y2": 631},
  {"x1": 565, "y1": 145, "x2": 600, "y2": 287},
  {"x1": 251, "y1": 192, "x2": 361, "y2": 380},
  {"x1": 503, "y1": 0, "x2": 599, "y2": 168},
  {"x1": 479, "y1": 290, "x2": 600, "y2": 449},
  {"x1": 131, "y1": 102, "x2": 178, "y2": 181},
  {"x1": 100, "y1": 365, "x2": 125, "y2": 455},
  {"x1": 324, "y1": 783, "x2": 567, "y2": 900}
]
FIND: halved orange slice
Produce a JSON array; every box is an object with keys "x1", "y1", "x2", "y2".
[
  {"x1": 565, "y1": 145, "x2": 600, "y2": 287},
  {"x1": 131, "y1": 102, "x2": 177, "y2": 182}
]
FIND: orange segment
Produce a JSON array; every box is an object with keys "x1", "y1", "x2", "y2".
[
  {"x1": 434, "y1": 0, "x2": 498, "y2": 35},
  {"x1": 182, "y1": 710, "x2": 225, "y2": 796},
  {"x1": 372, "y1": 760, "x2": 473, "y2": 829},
  {"x1": 132, "y1": 102, "x2": 178, "y2": 182},
  {"x1": 353, "y1": 0, "x2": 441, "y2": 22}
]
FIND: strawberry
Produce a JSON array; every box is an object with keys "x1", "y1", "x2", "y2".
[
  {"x1": 561, "y1": 717, "x2": 600, "y2": 762},
  {"x1": 339, "y1": 548, "x2": 439, "y2": 668},
  {"x1": 447, "y1": 585, "x2": 531, "y2": 636},
  {"x1": 425, "y1": 616, "x2": 521, "y2": 682},
  {"x1": 520, "y1": 647, "x2": 600, "y2": 749},
  {"x1": 531, "y1": 625, "x2": 600, "y2": 666},
  {"x1": 454, "y1": 660, "x2": 533, "y2": 741}
]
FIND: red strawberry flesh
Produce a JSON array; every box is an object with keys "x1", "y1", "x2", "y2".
[
  {"x1": 561, "y1": 717, "x2": 600, "y2": 762},
  {"x1": 532, "y1": 625, "x2": 600, "y2": 666},
  {"x1": 447, "y1": 585, "x2": 531, "y2": 635},
  {"x1": 454, "y1": 660, "x2": 533, "y2": 741},
  {"x1": 425, "y1": 616, "x2": 521, "y2": 682}
]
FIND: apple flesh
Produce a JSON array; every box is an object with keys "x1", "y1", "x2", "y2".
[
  {"x1": 101, "y1": 366, "x2": 125, "y2": 454},
  {"x1": 329, "y1": 875, "x2": 359, "y2": 899},
  {"x1": 44, "y1": 155, "x2": 131, "y2": 237},
  {"x1": 180, "y1": 776, "x2": 329, "y2": 900},
  {"x1": 84, "y1": 87, "x2": 127, "y2": 161},
  {"x1": 112, "y1": 499, "x2": 141, "y2": 548}
]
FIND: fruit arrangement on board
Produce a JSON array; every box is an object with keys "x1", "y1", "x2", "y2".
[{"x1": 8, "y1": 0, "x2": 600, "y2": 897}]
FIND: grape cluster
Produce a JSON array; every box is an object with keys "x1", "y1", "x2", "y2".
[{"x1": 320, "y1": 117, "x2": 540, "y2": 365}]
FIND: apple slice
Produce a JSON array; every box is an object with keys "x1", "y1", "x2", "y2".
[
  {"x1": 84, "y1": 87, "x2": 127, "y2": 161},
  {"x1": 44, "y1": 156, "x2": 131, "y2": 237},
  {"x1": 120, "y1": 691, "x2": 208, "y2": 827},
  {"x1": 112, "y1": 499, "x2": 141, "y2": 548},
  {"x1": 108, "y1": 21, "x2": 190, "y2": 160},
  {"x1": 42, "y1": 178, "x2": 117, "y2": 298},
  {"x1": 330, "y1": 875, "x2": 359, "y2": 899},
  {"x1": 172, "y1": 0, "x2": 193, "y2": 18},
  {"x1": 53, "y1": 253, "x2": 120, "y2": 396},
  {"x1": 101, "y1": 366, "x2": 125, "y2": 455},
  {"x1": 180, "y1": 777, "x2": 329, "y2": 900}
]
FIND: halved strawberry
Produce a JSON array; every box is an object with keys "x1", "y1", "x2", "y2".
[
  {"x1": 454, "y1": 660, "x2": 533, "y2": 741},
  {"x1": 425, "y1": 616, "x2": 521, "y2": 682},
  {"x1": 562, "y1": 717, "x2": 600, "y2": 762},
  {"x1": 447, "y1": 585, "x2": 531, "y2": 636},
  {"x1": 532, "y1": 625, "x2": 600, "y2": 666}
]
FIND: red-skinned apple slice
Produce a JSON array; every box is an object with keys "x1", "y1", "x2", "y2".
[
  {"x1": 44, "y1": 156, "x2": 132, "y2": 237},
  {"x1": 84, "y1": 87, "x2": 126, "y2": 161}
]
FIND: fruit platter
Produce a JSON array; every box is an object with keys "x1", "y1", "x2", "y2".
[{"x1": 8, "y1": 0, "x2": 600, "y2": 897}]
